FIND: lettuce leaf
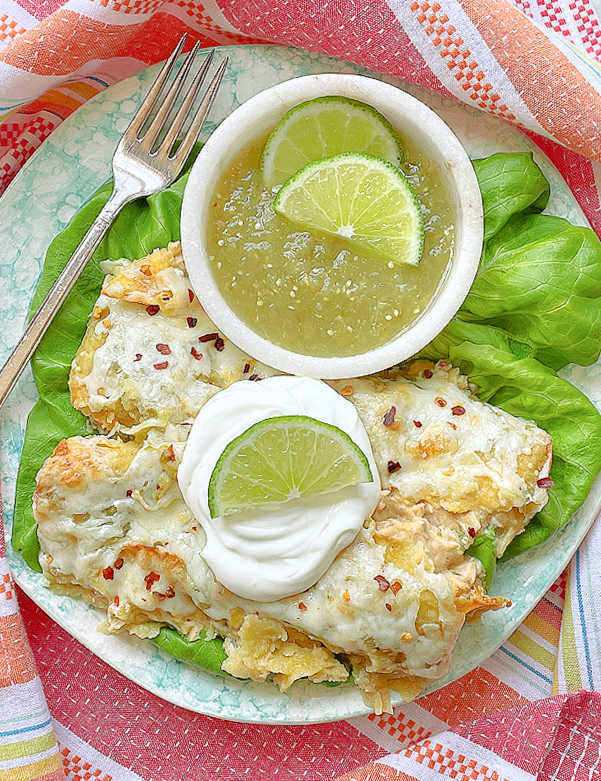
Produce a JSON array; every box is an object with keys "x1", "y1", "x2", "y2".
[
  {"x1": 151, "y1": 628, "x2": 227, "y2": 673},
  {"x1": 466, "y1": 527, "x2": 496, "y2": 590},
  {"x1": 11, "y1": 149, "x2": 601, "y2": 677}
]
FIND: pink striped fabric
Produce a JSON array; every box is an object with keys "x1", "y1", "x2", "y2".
[{"x1": 2, "y1": 1, "x2": 601, "y2": 779}]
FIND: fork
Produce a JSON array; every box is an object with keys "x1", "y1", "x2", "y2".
[{"x1": 0, "y1": 35, "x2": 228, "y2": 409}]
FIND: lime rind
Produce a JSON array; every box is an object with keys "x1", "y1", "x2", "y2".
[
  {"x1": 274, "y1": 152, "x2": 424, "y2": 266},
  {"x1": 208, "y1": 414, "x2": 373, "y2": 518},
  {"x1": 261, "y1": 96, "x2": 404, "y2": 188}
]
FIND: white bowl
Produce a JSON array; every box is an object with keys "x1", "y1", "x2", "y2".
[{"x1": 181, "y1": 74, "x2": 483, "y2": 379}]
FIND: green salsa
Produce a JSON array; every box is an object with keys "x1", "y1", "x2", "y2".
[{"x1": 206, "y1": 134, "x2": 455, "y2": 357}]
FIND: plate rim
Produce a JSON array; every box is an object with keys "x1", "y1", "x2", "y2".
[{"x1": 2, "y1": 42, "x2": 600, "y2": 724}]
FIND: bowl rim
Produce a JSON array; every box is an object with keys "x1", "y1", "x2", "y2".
[{"x1": 181, "y1": 73, "x2": 483, "y2": 379}]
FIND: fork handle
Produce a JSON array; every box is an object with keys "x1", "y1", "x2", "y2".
[{"x1": 0, "y1": 189, "x2": 132, "y2": 409}]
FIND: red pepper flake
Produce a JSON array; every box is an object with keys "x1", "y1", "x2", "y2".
[
  {"x1": 214, "y1": 337, "x2": 225, "y2": 352},
  {"x1": 452, "y1": 405, "x2": 466, "y2": 416},
  {"x1": 156, "y1": 343, "x2": 171, "y2": 355},
  {"x1": 374, "y1": 575, "x2": 390, "y2": 592},
  {"x1": 144, "y1": 571, "x2": 160, "y2": 591},
  {"x1": 114, "y1": 557, "x2": 124, "y2": 570},
  {"x1": 187, "y1": 317, "x2": 197, "y2": 328},
  {"x1": 165, "y1": 585, "x2": 175, "y2": 599},
  {"x1": 153, "y1": 361, "x2": 169, "y2": 370},
  {"x1": 439, "y1": 361, "x2": 448, "y2": 368},
  {"x1": 146, "y1": 305, "x2": 160, "y2": 316},
  {"x1": 191, "y1": 526, "x2": 197, "y2": 531},
  {"x1": 126, "y1": 489, "x2": 133, "y2": 497},
  {"x1": 188, "y1": 288, "x2": 195, "y2": 302},
  {"x1": 248, "y1": 373, "x2": 260, "y2": 381},
  {"x1": 435, "y1": 397, "x2": 447, "y2": 407},
  {"x1": 413, "y1": 420, "x2": 422, "y2": 428},
  {"x1": 199, "y1": 332, "x2": 219, "y2": 343},
  {"x1": 298, "y1": 601, "x2": 307, "y2": 611},
  {"x1": 140, "y1": 264, "x2": 152, "y2": 276},
  {"x1": 468, "y1": 527, "x2": 476, "y2": 538},
  {"x1": 382, "y1": 406, "x2": 396, "y2": 426},
  {"x1": 243, "y1": 363, "x2": 251, "y2": 374},
  {"x1": 385, "y1": 603, "x2": 392, "y2": 612},
  {"x1": 390, "y1": 581, "x2": 402, "y2": 595},
  {"x1": 134, "y1": 353, "x2": 142, "y2": 362},
  {"x1": 537, "y1": 477, "x2": 555, "y2": 489},
  {"x1": 190, "y1": 347, "x2": 203, "y2": 361},
  {"x1": 102, "y1": 566, "x2": 114, "y2": 580},
  {"x1": 447, "y1": 422, "x2": 457, "y2": 430},
  {"x1": 387, "y1": 460, "x2": 402, "y2": 474},
  {"x1": 423, "y1": 369, "x2": 433, "y2": 378},
  {"x1": 167, "y1": 444, "x2": 176, "y2": 461},
  {"x1": 114, "y1": 595, "x2": 120, "y2": 606}
]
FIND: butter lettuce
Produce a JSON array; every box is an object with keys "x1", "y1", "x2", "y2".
[{"x1": 10, "y1": 149, "x2": 601, "y2": 677}]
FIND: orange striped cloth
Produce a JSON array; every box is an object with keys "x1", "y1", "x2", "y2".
[{"x1": 2, "y1": 2, "x2": 601, "y2": 780}]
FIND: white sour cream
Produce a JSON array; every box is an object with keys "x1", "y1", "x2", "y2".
[{"x1": 178, "y1": 376, "x2": 381, "y2": 601}]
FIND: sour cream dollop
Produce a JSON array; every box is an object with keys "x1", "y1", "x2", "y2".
[{"x1": 178, "y1": 376, "x2": 381, "y2": 601}]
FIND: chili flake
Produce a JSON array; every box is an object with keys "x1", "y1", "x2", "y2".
[
  {"x1": 114, "y1": 557, "x2": 124, "y2": 570},
  {"x1": 435, "y1": 397, "x2": 447, "y2": 407},
  {"x1": 452, "y1": 405, "x2": 466, "y2": 416},
  {"x1": 447, "y1": 422, "x2": 457, "y2": 430},
  {"x1": 187, "y1": 317, "x2": 197, "y2": 328},
  {"x1": 153, "y1": 361, "x2": 169, "y2": 370},
  {"x1": 537, "y1": 477, "x2": 555, "y2": 489},
  {"x1": 165, "y1": 585, "x2": 175, "y2": 599},
  {"x1": 423, "y1": 369, "x2": 433, "y2": 378},
  {"x1": 126, "y1": 489, "x2": 133, "y2": 497},
  {"x1": 387, "y1": 460, "x2": 402, "y2": 474},
  {"x1": 156, "y1": 343, "x2": 171, "y2": 355},
  {"x1": 413, "y1": 420, "x2": 422, "y2": 428},
  {"x1": 390, "y1": 581, "x2": 402, "y2": 595},
  {"x1": 140, "y1": 264, "x2": 151, "y2": 276},
  {"x1": 102, "y1": 566, "x2": 114, "y2": 580},
  {"x1": 188, "y1": 289, "x2": 195, "y2": 302},
  {"x1": 385, "y1": 603, "x2": 392, "y2": 612},
  {"x1": 144, "y1": 571, "x2": 160, "y2": 591},
  {"x1": 167, "y1": 444, "x2": 176, "y2": 461},
  {"x1": 214, "y1": 337, "x2": 225, "y2": 352},
  {"x1": 134, "y1": 353, "x2": 142, "y2": 362},
  {"x1": 243, "y1": 363, "x2": 251, "y2": 374},
  {"x1": 298, "y1": 602, "x2": 307, "y2": 611},
  {"x1": 190, "y1": 347, "x2": 203, "y2": 361},
  {"x1": 382, "y1": 406, "x2": 396, "y2": 426},
  {"x1": 468, "y1": 527, "x2": 476, "y2": 538},
  {"x1": 146, "y1": 305, "x2": 160, "y2": 316},
  {"x1": 199, "y1": 332, "x2": 219, "y2": 343},
  {"x1": 248, "y1": 374, "x2": 260, "y2": 381},
  {"x1": 114, "y1": 596, "x2": 120, "y2": 606},
  {"x1": 374, "y1": 575, "x2": 390, "y2": 592}
]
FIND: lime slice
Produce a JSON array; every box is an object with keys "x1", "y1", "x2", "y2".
[
  {"x1": 274, "y1": 153, "x2": 424, "y2": 266},
  {"x1": 261, "y1": 96, "x2": 403, "y2": 188},
  {"x1": 208, "y1": 414, "x2": 372, "y2": 517}
]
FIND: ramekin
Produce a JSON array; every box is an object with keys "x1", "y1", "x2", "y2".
[{"x1": 181, "y1": 74, "x2": 483, "y2": 379}]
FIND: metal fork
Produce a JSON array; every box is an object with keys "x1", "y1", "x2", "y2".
[{"x1": 0, "y1": 35, "x2": 228, "y2": 408}]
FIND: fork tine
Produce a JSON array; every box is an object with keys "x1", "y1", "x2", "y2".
[
  {"x1": 125, "y1": 34, "x2": 186, "y2": 139},
  {"x1": 141, "y1": 41, "x2": 201, "y2": 151},
  {"x1": 173, "y1": 58, "x2": 228, "y2": 166},
  {"x1": 157, "y1": 50, "x2": 215, "y2": 158}
]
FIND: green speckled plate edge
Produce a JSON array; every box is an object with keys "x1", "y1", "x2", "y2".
[{"x1": 2, "y1": 44, "x2": 601, "y2": 724}]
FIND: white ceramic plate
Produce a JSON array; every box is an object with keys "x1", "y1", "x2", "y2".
[{"x1": 2, "y1": 44, "x2": 601, "y2": 724}]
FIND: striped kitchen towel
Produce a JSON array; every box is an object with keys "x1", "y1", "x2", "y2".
[
  {"x1": 0, "y1": 530, "x2": 62, "y2": 780},
  {"x1": 2, "y1": 1, "x2": 601, "y2": 779}
]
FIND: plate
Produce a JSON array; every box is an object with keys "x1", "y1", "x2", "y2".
[{"x1": 2, "y1": 44, "x2": 601, "y2": 725}]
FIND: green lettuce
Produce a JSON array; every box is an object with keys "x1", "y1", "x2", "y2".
[
  {"x1": 466, "y1": 527, "x2": 496, "y2": 590},
  {"x1": 11, "y1": 149, "x2": 601, "y2": 677}
]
